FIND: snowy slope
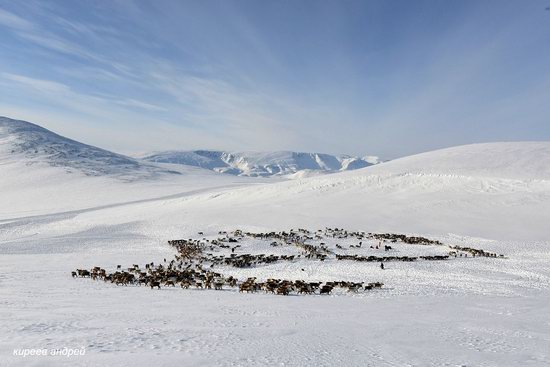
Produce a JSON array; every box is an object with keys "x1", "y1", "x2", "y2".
[
  {"x1": 0, "y1": 116, "x2": 180, "y2": 180},
  {"x1": 1, "y1": 133, "x2": 549, "y2": 241},
  {"x1": 359, "y1": 142, "x2": 550, "y2": 180},
  {"x1": 166, "y1": 142, "x2": 550, "y2": 241},
  {"x1": 0, "y1": 116, "x2": 267, "y2": 217},
  {"x1": 140, "y1": 149, "x2": 377, "y2": 177},
  {"x1": 2, "y1": 138, "x2": 549, "y2": 246}
]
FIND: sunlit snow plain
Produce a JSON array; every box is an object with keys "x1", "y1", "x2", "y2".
[{"x1": 1, "y1": 141, "x2": 550, "y2": 366}]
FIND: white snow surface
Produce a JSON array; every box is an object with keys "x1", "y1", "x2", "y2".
[
  {"x1": 0, "y1": 117, "x2": 549, "y2": 366},
  {"x1": 140, "y1": 149, "x2": 377, "y2": 177}
]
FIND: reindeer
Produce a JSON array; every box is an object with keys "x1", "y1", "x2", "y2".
[{"x1": 320, "y1": 285, "x2": 333, "y2": 295}]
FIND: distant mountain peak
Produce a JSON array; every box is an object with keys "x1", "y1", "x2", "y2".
[
  {"x1": 140, "y1": 149, "x2": 380, "y2": 177},
  {"x1": 0, "y1": 116, "x2": 179, "y2": 180}
]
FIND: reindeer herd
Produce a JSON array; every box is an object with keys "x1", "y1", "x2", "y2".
[{"x1": 73, "y1": 227, "x2": 505, "y2": 296}]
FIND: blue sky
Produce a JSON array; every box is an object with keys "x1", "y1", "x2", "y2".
[{"x1": 0, "y1": 0, "x2": 549, "y2": 158}]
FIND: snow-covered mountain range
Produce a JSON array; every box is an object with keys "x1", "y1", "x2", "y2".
[
  {"x1": 0, "y1": 116, "x2": 380, "y2": 179},
  {"x1": 140, "y1": 150, "x2": 380, "y2": 177}
]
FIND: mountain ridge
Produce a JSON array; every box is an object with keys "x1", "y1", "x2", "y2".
[
  {"x1": 0, "y1": 116, "x2": 179, "y2": 180},
  {"x1": 0, "y1": 116, "x2": 381, "y2": 179},
  {"x1": 140, "y1": 149, "x2": 381, "y2": 177}
]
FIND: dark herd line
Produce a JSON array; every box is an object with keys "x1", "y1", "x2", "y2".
[
  {"x1": 72, "y1": 264, "x2": 383, "y2": 295},
  {"x1": 73, "y1": 227, "x2": 505, "y2": 296},
  {"x1": 335, "y1": 254, "x2": 449, "y2": 262}
]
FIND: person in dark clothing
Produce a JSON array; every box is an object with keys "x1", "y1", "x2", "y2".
[{"x1": 380, "y1": 262, "x2": 384, "y2": 270}]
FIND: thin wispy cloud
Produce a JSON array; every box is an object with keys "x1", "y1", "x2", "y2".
[
  {"x1": 0, "y1": 7, "x2": 33, "y2": 30},
  {"x1": 1, "y1": 73, "x2": 164, "y2": 119},
  {"x1": 0, "y1": 1, "x2": 549, "y2": 158},
  {"x1": 2, "y1": 72, "x2": 70, "y2": 93}
]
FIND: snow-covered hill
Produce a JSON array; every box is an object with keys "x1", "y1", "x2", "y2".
[
  {"x1": 152, "y1": 142, "x2": 550, "y2": 242},
  {"x1": 0, "y1": 116, "x2": 179, "y2": 180},
  {"x1": 140, "y1": 149, "x2": 378, "y2": 177},
  {"x1": 359, "y1": 142, "x2": 550, "y2": 180},
  {"x1": 0, "y1": 116, "x2": 268, "y2": 216}
]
